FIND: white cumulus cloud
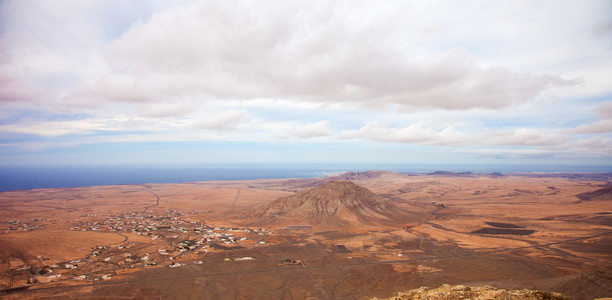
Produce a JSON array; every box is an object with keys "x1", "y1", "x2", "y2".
[{"x1": 191, "y1": 110, "x2": 250, "y2": 131}]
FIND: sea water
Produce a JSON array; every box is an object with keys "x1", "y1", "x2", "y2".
[{"x1": 0, "y1": 163, "x2": 610, "y2": 192}]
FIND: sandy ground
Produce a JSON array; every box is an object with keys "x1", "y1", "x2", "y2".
[{"x1": 0, "y1": 173, "x2": 611, "y2": 299}]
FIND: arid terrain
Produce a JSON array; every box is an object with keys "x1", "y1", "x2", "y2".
[{"x1": 1, "y1": 171, "x2": 611, "y2": 299}]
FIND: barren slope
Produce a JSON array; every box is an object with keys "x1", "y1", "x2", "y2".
[
  {"x1": 575, "y1": 186, "x2": 612, "y2": 203},
  {"x1": 246, "y1": 181, "x2": 420, "y2": 228}
]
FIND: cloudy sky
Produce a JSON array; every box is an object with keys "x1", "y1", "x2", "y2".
[{"x1": 0, "y1": 0, "x2": 611, "y2": 167}]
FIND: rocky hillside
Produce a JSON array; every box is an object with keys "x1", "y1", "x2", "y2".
[
  {"x1": 372, "y1": 284, "x2": 569, "y2": 300},
  {"x1": 246, "y1": 181, "x2": 419, "y2": 228}
]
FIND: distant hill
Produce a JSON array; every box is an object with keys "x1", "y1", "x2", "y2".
[
  {"x1": 327, "y1": 170, "x2": 407, "y2": 181},
  {"x1": 245, "y1": 181, "x2": 419, "y2": 228},
  {"x1": 286, "y1": 170, "x2": 408, "y2": 190},
  {"x1": 575, "y1": 186, "x2": 612, "y2": 203},
  {"x1": 428, "y1": 171, "x2": 474, "y2": 177}
]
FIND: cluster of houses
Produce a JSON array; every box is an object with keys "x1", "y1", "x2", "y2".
[
  {"x1": 0, "y1": 219, "x2": 46, "y2": 233},
  {"x1": 69, "y1": 210, "x2": 185, "y2": 233},
  {"x1": 40, "y1": 209, "x2": 271, "y2": 278},
  {"x1": 19, "y1": 258, "x2": 118, "y2": 284},
  {"x1": 278, "y1": 259, "x2": 304, "y2": 266},
  {"x1": 69, "y1": 209, "x2": 270, "y2": 254},
  {"x1": 6, "y1": 208, "x2": 276, "y2": 288}
]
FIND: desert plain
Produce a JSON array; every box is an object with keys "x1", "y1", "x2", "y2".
[{"x1": 0, "y1": 171, "x2": 611, "y2": 299}]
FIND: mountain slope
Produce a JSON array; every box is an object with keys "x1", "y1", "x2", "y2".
[
  {"x1": 246, "y1": 181, "x2": 418, "y2": 228},
  {"x1": 575, "y1": 186, "x2": 612, "y2": 203}
]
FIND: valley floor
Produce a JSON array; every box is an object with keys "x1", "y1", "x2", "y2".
[{"x1": 1, "y1": 172, "x2": 611, "y2": 299}]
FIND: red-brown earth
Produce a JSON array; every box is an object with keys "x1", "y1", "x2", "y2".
[{"x1": 0, "y1": 171, "x2": 611, "y2": 299}]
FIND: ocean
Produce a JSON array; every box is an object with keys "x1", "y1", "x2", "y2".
[{"x1": 0, "y1": 164, "x2": 610, "y2": 192}]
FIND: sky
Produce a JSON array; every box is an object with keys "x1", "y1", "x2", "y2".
[{"x1": 0, "y1": 0, "x2": 611, "y2": 167}]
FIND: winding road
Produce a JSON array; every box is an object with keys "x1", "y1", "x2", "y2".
[
  {"x1": 231, "y1": 189, "x2": 240, "y2": 210},
  {"x1": 143, "y1": 190, "x2": 160, "y2": 213}
]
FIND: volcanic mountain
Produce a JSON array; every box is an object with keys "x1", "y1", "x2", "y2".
[
  {"x1": 246, "y1": 181, "x2": 420, "y2": 228},
  {"x1": 283, "y1": 170, "x2": 409, "y2": 190}
]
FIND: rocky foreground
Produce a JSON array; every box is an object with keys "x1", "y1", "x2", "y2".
[{"x1": 372, "y1": 284, "x2": 570, "y2": 300}]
